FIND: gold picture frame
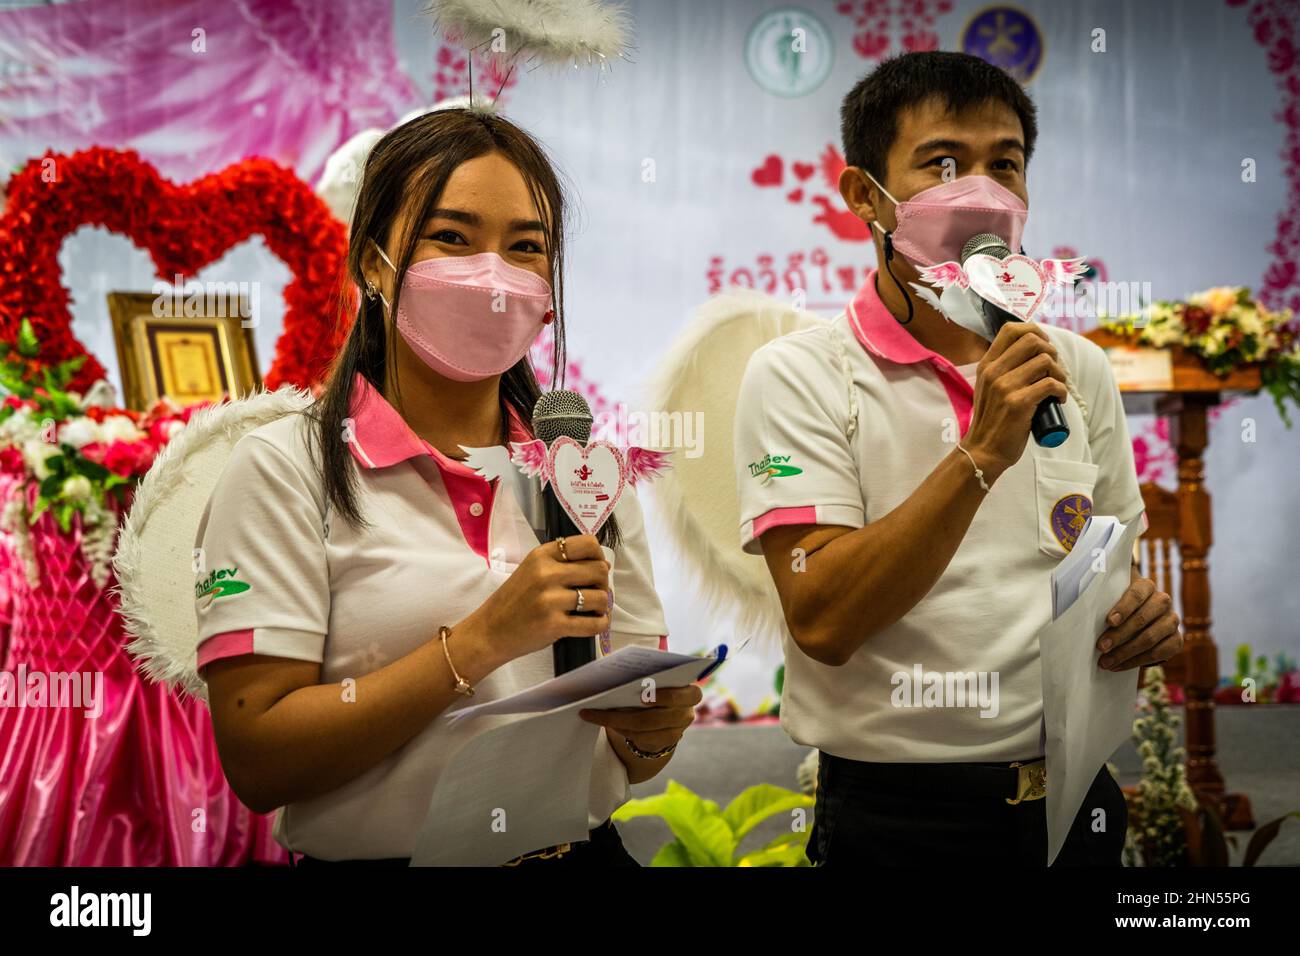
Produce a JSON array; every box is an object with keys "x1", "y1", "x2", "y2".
[{"x1": 107, "y1": 292, "x2": 261, "y2": 411}]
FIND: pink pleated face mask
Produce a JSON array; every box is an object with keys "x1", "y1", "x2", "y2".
[
  {"x1": 866, "y1": 172, "x2": 1028, "y2": 269},
  {"x1": 375, "y1": 245, "x2": 552, "y2": 382}
]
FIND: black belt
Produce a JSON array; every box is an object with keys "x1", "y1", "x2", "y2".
[
  {"x1": 294, "y1": 819, "x2": 622, "y2": 867},
  {"x1": 821, "y1": 753, "x2": 1049, "y2": 804}
]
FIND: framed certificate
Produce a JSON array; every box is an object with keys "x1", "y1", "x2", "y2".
[{"x1": 107, "y1": 292, "x2": 261, "y2": 410}]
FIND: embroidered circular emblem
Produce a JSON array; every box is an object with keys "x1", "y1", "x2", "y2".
[{"x1": 1051, "y1": 493, "x2": 1093, "y2": 551}]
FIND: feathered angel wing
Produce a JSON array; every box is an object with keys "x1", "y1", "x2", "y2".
[
  {"x1": 912, "y1": 282, "x2": 998, "y2": 342},
  {"x1": 918, "y1": 261, "x2": 970, "y2": 289},
  {"x1": 624, "y1": 446, "x2": 673, "y2": 486},
  {"x1": 939, "y1": 284, "x2": 999, "y2": 342},
  {"x1": 463, "y1": 443, "x2": 543, "y2": 532},
  {"x1": 458, "y1": 444, "x2": 515, "y2": 481},
  {"x1": 509, "y1": 439, "x2": 550, "y2": 484},
  {"x1": 645, "y1": 289, "x2": 826, "y2": 647},
  {"x1": 908, "y1": 282, "x2": 945, "y2": 313},
  {"x1": 115, "y1": 386, "x2": 316, "y2": 702},
  {"x1": 1041, "y1": 257, "x2": 1089, "y2": 286}
]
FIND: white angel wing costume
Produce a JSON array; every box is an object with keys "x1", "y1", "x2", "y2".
[
  {"x1": 114, "y1": 387, "x2": 314, "y2": 701},
  {"x1": 645, "y1": 290, "x2": 827, "y2": 644}
]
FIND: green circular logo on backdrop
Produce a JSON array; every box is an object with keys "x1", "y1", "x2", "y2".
[{"x1": 745, "y1": 6, "x2": 834, "y2": 98}]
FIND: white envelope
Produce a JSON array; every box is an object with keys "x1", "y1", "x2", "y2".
[{"x1": 1040, "y1": 515, "x2": 1143, "y2": 865}]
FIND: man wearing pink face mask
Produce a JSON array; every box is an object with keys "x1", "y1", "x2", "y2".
[{"x1": 734, "y1": 52, "x2": 1182, "y2": 866}]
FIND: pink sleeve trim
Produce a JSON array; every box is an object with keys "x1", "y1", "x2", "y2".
[
  {"x1": 751, "y1": 505, "x2": 818, "y2": 539},
  {"x1": 197, "y1": 628, "x2": 256, "y2": 670}
]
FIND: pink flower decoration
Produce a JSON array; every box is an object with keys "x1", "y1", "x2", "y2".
[
  {"x1": 97, "y1": 440, "x2": 157, "y2": 478},
  {"x1": 0, "y1": 448, "x2": 24, "y2": 474},
  {"x1": 1276, "y1": 671, "x2": 1300, "y2": 704}
]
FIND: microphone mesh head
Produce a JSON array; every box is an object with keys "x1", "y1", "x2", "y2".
[
  {"x1": 961, "y1": 233, "x2": 1010, "y2": 263},
  {"x1": 532, "y1": 390, "x2": 593, "y2": 445}
]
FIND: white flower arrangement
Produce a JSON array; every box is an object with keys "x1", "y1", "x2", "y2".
[
  {"x1": 1124, "y1": 665, "x2": 1198, "y2": 867},
  {"x1": 1104, "y1": 285, "x2": 1300, "y2": 425},
  {"x1": 0, "y1": 320, "x2": 194, "y2": 589}
]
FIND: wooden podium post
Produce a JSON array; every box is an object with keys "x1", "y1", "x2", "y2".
[{"x1": 1084, "y1": 329, "x2": 1257, "y2": 829}]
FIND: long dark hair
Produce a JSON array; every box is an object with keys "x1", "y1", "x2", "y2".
[{"x1": 307, "y1": 108, "x2": 616, "y2": 547}]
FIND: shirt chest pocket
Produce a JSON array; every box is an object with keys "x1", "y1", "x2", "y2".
[{"x1": 1033, "y1": 457, "x2": 1099, "y2": 559}]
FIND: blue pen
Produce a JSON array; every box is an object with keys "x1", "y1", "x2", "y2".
[{"x1": 695, "y1": 643, "x2": 728, "y2": 681}]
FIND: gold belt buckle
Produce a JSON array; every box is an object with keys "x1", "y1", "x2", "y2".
[
  {"x1": 500, "y1": 842, "x2": 573, "y2": 866},
  {"x1": 1005, "y1": 760, "x2": 1047, "y2": 805}
]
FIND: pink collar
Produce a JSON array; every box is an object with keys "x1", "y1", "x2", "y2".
[
  {"x1": 345, "y1": 372, "x2": 534, "y2": 564},
  {"x1": 346, "y1": 371, "x2": 532, "y2": 474},
  {"x1": 846, "y1": 269, "x2": 976, "y2": 435}
]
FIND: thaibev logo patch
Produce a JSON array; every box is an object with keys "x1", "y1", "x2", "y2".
[
  {"x1": 196, "y1": 566, "x2": 250, "y2": 608},
  {"x1": 749, "y1": 452, "x2": 802, "y2": 484}
]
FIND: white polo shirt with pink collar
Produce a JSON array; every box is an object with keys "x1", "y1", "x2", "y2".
[
  {"x1": 193, "y1": 372, "x2": 668, "y2": 860},
  {"x1": 734, "y1": 270, "x2": 1147, "y2": 764}
]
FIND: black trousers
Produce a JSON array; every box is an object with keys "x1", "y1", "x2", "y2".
[
  {"x1": 808, "y1": 753, "x2": 1127, "y2": 866},
  {"x1": 294, "y1": 818, "x2": 639, "y2": 867}
]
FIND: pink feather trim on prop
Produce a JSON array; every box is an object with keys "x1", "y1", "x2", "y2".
[
  {"x1": 510, "y1": 439, "x2": 673, "y2": 490},
  {"x1": 1041, "y1": 257, "x2": 1089, "y2": 285},
  {"x1": 624, "y1": 446, "x2": 673, "y2": 486},
  {"x1": 919, "y1": 261, "x2": 971, "y2": 290},
  {"x1": 921, "y1": 256, "x2": 1090, "y2": 292},
  {"x1": 510, "y1": 439, "x2": 550, "y2": 485}
]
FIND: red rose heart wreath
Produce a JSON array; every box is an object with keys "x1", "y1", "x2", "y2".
[{"x1": 0, "y1": 147, "x2": 352, "y2": 392}]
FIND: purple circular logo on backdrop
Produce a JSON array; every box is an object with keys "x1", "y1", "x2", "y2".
[
  {"x1": 1051, "y1": 493, "x2": 1093, "y2": 551},
  {"x1": 961, "y1": 6, "x2": 1044, "y2": 84}
]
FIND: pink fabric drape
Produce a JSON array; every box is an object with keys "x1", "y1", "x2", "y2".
[
  {"x1": 0, "y1": 0, "x2": 418, "y2": 186},
  {"x1": 0, "y1": 479, "x2": 284, "y2": 866}
]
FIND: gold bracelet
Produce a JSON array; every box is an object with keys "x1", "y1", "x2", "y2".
[{"x1": 439, "y1": 625, "x2": 474, "y2": 696}]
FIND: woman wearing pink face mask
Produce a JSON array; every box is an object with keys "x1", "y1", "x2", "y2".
[{"x1": 194, "y1": 108, "x2": 698, "y2": 865}]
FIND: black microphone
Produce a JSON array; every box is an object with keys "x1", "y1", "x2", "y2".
[
  {"x1": 960, "y1": 233, "x2": 1069, "y2": 448},
  {"x1": 532, "y1": 389, "x2": 600, "y2": 675}
]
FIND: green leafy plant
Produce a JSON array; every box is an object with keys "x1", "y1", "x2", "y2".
[
  {"x1": 0, "y1": 317, "x2": 88, "y2": 419},
  {"x1": 613, "y1": 780, "x2": 814, "y2": 867},
  {"x1": 0, "y1": 319, "x2": 192, "y2": 588},
  {"x1": 0, "y1": 319, "x2": 129, "y2": 532}
]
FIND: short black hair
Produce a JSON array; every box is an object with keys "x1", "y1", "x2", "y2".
[{"x1": 840, "y1": 51, "x2": 1038, "y2": 181}]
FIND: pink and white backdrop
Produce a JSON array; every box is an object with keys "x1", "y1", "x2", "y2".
[{"x1": 0, "y1": 0, "x2": 1296, "y2": 714}]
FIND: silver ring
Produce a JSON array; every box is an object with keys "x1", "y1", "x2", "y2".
[{"x1": 573, "y1": 588, "x2": 585, "y2": 613}]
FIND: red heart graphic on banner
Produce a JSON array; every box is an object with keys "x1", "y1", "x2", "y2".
[
  {"x1": 786, "y1": 188, "x2": 804, "y2": 203},
  {"x1": 750, "y1": 154, "x2": 783, "y2": 187},
  {"x1": 792, "y1": 162, "x2": 815, "y2": 182},
  {"x1": 0, "y1": 147, "x2": 351, "y2": 391},
  {"x1": 547, "y1": 436, "x2": 626, "y2": 536}
]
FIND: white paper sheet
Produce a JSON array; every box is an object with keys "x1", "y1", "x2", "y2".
[
  {"x1": 411, "y1": 652, "x2": 722, "y2": 866},
  {"x1": 1040, "y1": 515, "x2": 1143, "y2": 865},
  {"x1": 447, "y1": 645, "x2": 722, "y2": 721},
  {"x1": 409, "y1": 709, "x2": 600, "y2": 867}
]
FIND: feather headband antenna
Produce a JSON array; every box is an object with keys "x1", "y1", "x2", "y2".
[{"x1": 427, "y1": 0, "x2": 634, "y2": 105}]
